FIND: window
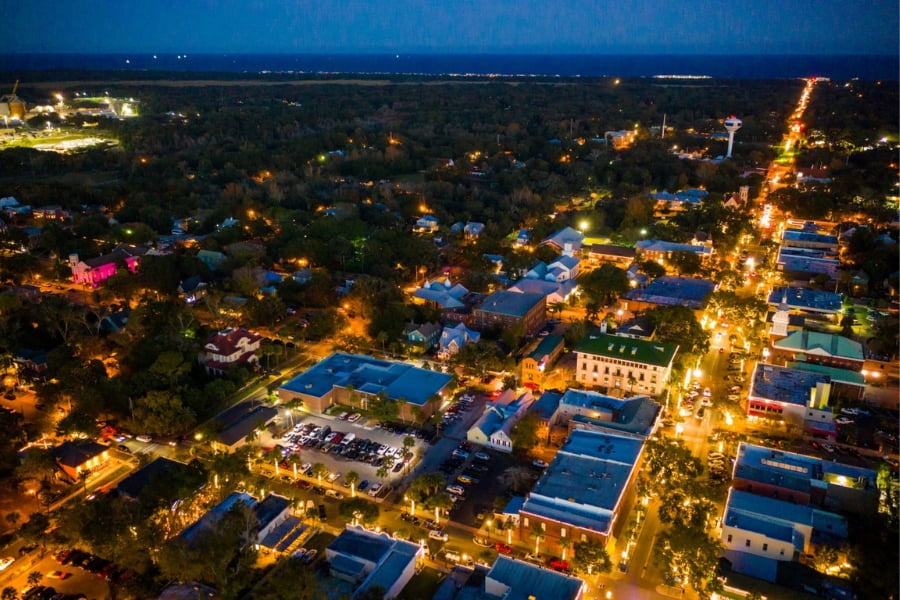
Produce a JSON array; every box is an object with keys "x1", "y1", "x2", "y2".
[
  {"x1": 727, "y1": 535, "x2": 732, "y2": 543},
  {"x1": 540, "y1": 522, "x2": 546, "y2": 531},
  {"x1": 560, "y1": 527, "x2": 567, "y2": 538},
  {"x1": 745, "y1": 539, "x2": 751, "y2": 547},
  {"x1": 763, "y1": 543, "x2": 768, "y2": 551},
  {"x1": 523, "y1": 518, "x2": 529, "y2": 527},
  {"x1": 780, "y1": 549, "x2": 785, "y2": 556},
  {"x1": 581, "y1": 534, "x2": 587, "y2": 542}
]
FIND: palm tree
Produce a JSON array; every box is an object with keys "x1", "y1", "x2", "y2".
[
  {"x1": 345, "y1": 471, "x2": 360, "y2": 498},
  {"x1": 376, "y1": 465, "x2": 389, "y2": 481},
  {"x1": 26, "y1": 572, "x2": 42, "y2": 587},
  {"x1": 1, "y1": 586, "x2": 18, "y2": 600},
  {"x1": 312, "y1": 463, "x2": 328, "y2": 485},
  {"x1": 530, "y1": 525, "x2": 546, "y2": 555},
  {"x1": 427, "y1": 492, "x2": 453, "y2": 525},
  {"x1": 78, "y1": 469, "x2": 90, "y2": 495},
  {"x1": 558, "y1": 536, "x2": 572, "y2": 560},
  {"x1": 503, "y1": 517, "x2": 516, "y2": 544}
]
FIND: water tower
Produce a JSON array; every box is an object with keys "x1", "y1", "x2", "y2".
[{"x1": 724, "y1": 115, "x2": 742, "y2": 158}]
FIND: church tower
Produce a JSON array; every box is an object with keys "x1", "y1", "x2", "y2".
[{"x1": 770, "y1": 292, "x2": 791, "y2": 338}]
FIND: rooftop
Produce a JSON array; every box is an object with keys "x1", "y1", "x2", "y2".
[
  {"x1": 527, "y1": 335, "x2": 564, "y2": 361},
  {"x1": 749, "y1": 363, "x2": 831, "y2": 406},
  {"x1": 531, "y1": 390, "x2": 563, "y2": 422},
  {"x1": 734, "y1": 443, "x2": 877, "y2": 494},
  {"x1": 767, "y1": 287, "x2": 842, "y2": 315},
  {"x1": 541, "y1": 226, "x2": 585, "y2": 250},
  {"x1": 773, "y1": 330, "x2": 864, "y2": 361},
  {"x1": 636, "y1": 239, "x2": 713, "y2": 255},
  {"x1": 782, "y1": 230, "x2": 839, "y2": 247},
  {"x1": 521, "y1": 429, "x2": 644, "y2": 535},
  {"x1": 485, "y1": 556, "x2": 584, "y2": 600},
  {"x1": 279, "y1": 353, "x2": 453, "y2": 406},
  {"x1": 724, "y1": 489, "x2": 848, "y2": 547},
  {"x1": 218, "y1": 404, "x2": 279, "y2": 446},
  {"x1": 180, "y1": 492, "x2": 256, "y2": 545},
  {"x1": 560, "y1": 389, "x2": 661, "y2": 436},
  {"x1": 624, "y1": 276, "x2": 716, "y2": 309},
  {"x1": 786, "y1": 362, "x2": 866, "y2": 387},
  {"x1": 254, "y1": 494, "x2": 290, "y2": 530},
  {"x1": 586, "y1": 243, "x2": 636, "y2": 258},
  {"x1": 115, "y1": 457, "x2": 200, "y2": 500},
  {"x1": 476, "y1": 290, "x2": 544, "y2": 318},
  {"x1": 575, "y1": 331, "x2": 678, "y2": 368}
]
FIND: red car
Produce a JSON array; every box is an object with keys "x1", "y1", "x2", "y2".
[
  {"x1": 549, "y1": 559, "x2": 571, "y2": 573},
  {"x1": 494, "y1": 543, "x2": 512, "y2": 554}
]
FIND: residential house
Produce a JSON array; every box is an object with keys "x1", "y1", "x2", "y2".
[
  {"x1": 180, "y1": 492, "x2": 292, "y2": 548},
  {"x1": 614, "y1": 316, "x2": 656, "y2": 339},
  {"x1": 278, "y1": 352, "x2": 453, "y2": 422},
  {"x1": 541, "y1": 226, "x2": 585, "y2": 253},
  {"x1": 520, "y1": 335, "x2": 565, "y2": 390},
  {"x1": 413, "y1": 278, "x2": 469, "y2": 310},
  {"x1": 515, "y1": 229, "x2": 532, "y2": 246},
  {"x1": 201, "y1": 328, "x2": 262, "y2": 375},
  {"x1": 99, "y1": 308, "x2": 131, "y2": 335},
  {"x1": 770, "y1": 330, "x2": 864, "y2": 372},
  {"x1": 464, "y1": 222, "x2": 485, "y2": 239},
  {"x1": 650, "y1": 188, "x2": 708, "y2": 214},
  {"x1": 116, "y1": 457, "x2": 204, "y2": 502},
  {"x1": 508, "y1": 277, "x2": 577, "y2": 306},
  {"x1": 574, "y1": 330, "x2": 678, "y2": 396},
  {"x1": 53, "y1": 440, "x2": 110, "y2": 481},
  {"x1": 403, "y1": 322, "x2": 441, "y2": 351},
  {"x1": 438, "y1": 323, "x2": 481, "y2": 358},
  {"x1": 719, "y1": 488, "x2": 848, "y2": 582},
  {"x1": 326, "y1": 526, "x2": 424, "y2": 600},
  {"x1": 32, "y1": 205, "x2": 71, "y2": 221},
  {"x1": 517, "y1": 429, "x2": 645, "y2": 554},
  {"x1": 467, "y1": 391, "x2": 535, "y2": 452},
  {"x1": 13, "y1": 348, "x2": 49, "y2": 381},
  {"x1": 472, "y1": 290, "x2": 546, "y2": 335},
  {"x1": 415, "y1": 215, "x2": 439, "y2": 233},
  {"x1": 178, "y1": 275, "x2": 208, "y2": 305}
]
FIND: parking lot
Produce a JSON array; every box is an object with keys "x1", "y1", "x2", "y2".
[{"x1": 259, "y1": 412, "x2": 431, "y2": 493}]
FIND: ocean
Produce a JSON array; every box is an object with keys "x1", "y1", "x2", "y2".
[{"x1": 0, "y1": 53, "x2": 896, "y2": 81}]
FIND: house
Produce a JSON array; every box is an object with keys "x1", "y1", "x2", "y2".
[
  {"x1": 180, "y1": 491, "x2": 291, "y2": 547},
  {"x1": 545, "y1": 254, "x2": 580, "y2": 282},
  {"x1": 432, "y1": 555, "x2": 585, "y2": 600},
  {"x1": 517, "y1": 429, "x2": 645, "y2": 553},
  {"x1": 278, "y1": 352, "x2": 453, "y2": 422},
  {"x1": 574, "y1": 329, "x2": 678, "y2": 396},
  {"x1": 413, "y1": 278, "x2": 469, "y2": 310},
  {"x1": 326, "y1": 526, "x2": 424, "y2": 600},
  {"x1": 650, "y1": 188, "x2": 708, "y2": 213},
  {"x1": 720, "y1": 488, "x2": 848, "y2": 583},
  {"x1": 197, "y1": 249, "x2": 226, "y2": 270},
  {"x1": 541, "y1": 226, "x2": 585, "y2": 253},
  {"x1": 614, "y1": 316, "x2": 656, "y2": 339},
  {"x1": 515, "y1": 229, "x2": 532, "y2": 246},
  {"x1": 745, "y1": 363, "x2": 837, "y2": 440},
  {"x1": 13, "y1": 348, "x2": 49, "y2": 381},
  {"x1": 415, "y1": 214, "x2": 439, "y2": 233},
  {"x1": 403, "y1": 322, "x2": 441, "y2": 351},
  {"x1": 32, "y1": 205, "x2": 71, "y2": 221},
  {"x1": 731, "y1": 442, "x2": 878, "y2": 516},
  {"x1": 438, "y1": 323, "x2": 481, "y2": 358},
  {"x1": 467, "y1": 391, "x2": 535, "y2": 452},
  {"x1": 464, "y1": 221, "x2": 486, "y2": 239},
  {"x1": 201, "y1": 328, "x2": 262, "y2": 375},
  {"x1": 53, "y1": 440, "x2": 110, "y2": 481},
  {"x1": 99, "y1": 308, "x2": 131, "y2": 335},
  {"x1": 472, "y1": 290, "x2": 546, "y2": 335},
  {"x1": 770, "y1": 330, "x2": 864, "y2": 372},
  {"x1": 621, "y1": 275, "x2": 716, "y2": 314},
  {"x1": 551, "y1": 388, "x2": 662, "y2": 437},
  {"x1": 178, "y1": 276, "x2": 208, "y2": 305},
  {"x1": 520, "y1": 335, "x2": 565, "y2": 390}
]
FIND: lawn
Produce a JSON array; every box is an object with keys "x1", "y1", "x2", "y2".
[{"x1": 397, "y1": 567, "x2": 445, "y2": 600}]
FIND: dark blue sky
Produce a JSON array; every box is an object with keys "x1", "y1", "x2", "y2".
[{"x1": 7, "y1": 0, "x2": 898, "y2": 55}]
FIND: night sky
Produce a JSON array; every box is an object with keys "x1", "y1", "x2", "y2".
[{"x1": 6, "y1": 0, "x2": 898, "y2": 55}]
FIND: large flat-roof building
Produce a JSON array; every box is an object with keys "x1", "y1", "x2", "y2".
[
  {"x1": 326, "y1": 526, "x2": 424, "y2": 599},
  {"x1": 574, "y1": 331, "x2": 678, "y2": 396},
  {"x1": 746, "y1": 363, "x2": 837, "y2": 439},
  {"x1": 731, "y1": 443, "x2": 878, "y2": 516},
  {"x1": 472, "y1": 290, "x2": 546, "y2": 335},
  {"x1": 278, "y1": 353, "x2": 453, "y2": 422},
  {"x1": 552, "y1": 388, "x2": 661, "y2": 437},
  {"x1": 771, "y1": 330, "x2": 864, "y2": 372},
  {"x1": 517, "y1": 429, "x2": 645, "y2": 554},
  {"x1": 766, "y1": 287, "x2": 842, "y2": 317},
  {"x1": 621, "y1": 275, "x2": 716, "y2": 314},
  {"x1": 433, "y1": 555, "x2": 585, "y2": 600}
]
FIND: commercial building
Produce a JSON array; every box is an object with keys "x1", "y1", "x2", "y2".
[
  {"x1": 583, "y1": 243, "x2": 636, "y2": 268},
  {"x1": 326, "y1": 526, "x2": 424, "y2": 599},
  {"x1": 179, "y1": 492, "x2": 292, "y2": 548},
  {"x1": 720, "y1": 488, "x2": 848, "y2": 583},
  {"x1": 472, "y1": 290, "x2": 546, "y2": 335},
  {"x1": 621, "y1": 275, "x2": 716, "y2": 314},
  {"x1": 551, "y1": 389, "x2": 661, "y2": 437},
  {"x1": 770, "y1": 330, "x2": 864, "y2": 372},
  {"x1": 519, "y1": 335, "x2": 565, "y2": 390},
  {"x1": 731, "y1": 443, "x2": 878, "y2": 516},
  {"x1": 213, "y1": 401, "x2": 279, "y2": 451},
  {"x1": 517, "y1": 429, "x2": 645, "y2": 553},
  {"x1": 278, "y1": 353, "x2": 453, "y2": 422},
  {"x1": 782, "y1": 230, "x2": 839, "y2": 252},
  {"x1": 574, "y1": 331, "x2": 678, "y2": 396},
  {"x1": 53, "y1": 440, "x2": 110, "y2": 481},
  {"x1": 746, "y1": 363, "x2": 837, "y2": 439},
  {"x1": 432, "y1": 555, "x2": 585, "y2": 600},
  {"x1": 766, "y1": 287, "x2": 842, "y2": 318}
]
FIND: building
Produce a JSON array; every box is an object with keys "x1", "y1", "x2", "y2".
[
  {"x1": 404, "y1": 322, "x2": 441, "y2": 351},
  {"x1": 438, "y1": 323, "x2": 481, "y2": 358},
  {"x1": 635, "y1": 239, "x2": 714, "y2": 264},
  {"x1": 782, "y1": 230, "x2": 839, "y2": 252},
  {"x1": 415, "y1": 215, "x2": 439, "y2": 232},
  {"x1": 746, "y1": 364, "x2": 837, "y2": 439},
  {"x1": 467, "y1": 391, "x2": 535, "y2": 452},
  {"x1": 413, "y1": 278, "x2": 470, "y2": 310},
  {"x1": 69, "y1": 245, "x2": 147, "y2": 288},
  {"x1": 574, "y1": 331, "x2": 678, "y2": 396},
  {"x1": 211, "y1": 400, "x2": 279, "y2": 452},
  {"x1": 551, "y1": 389, "x2": 661, "y2": 437},
  {"x1": 326, "y1": 526, "x2": 424, "y2": 599},
  {"x1": 770, "y1": 330, "x2": 864, "y2": 371},
  {"x1": 584, "y1": 243, "x2": 636, "y2": 268},
  {"x1": 432, "y1": 555, "x2": 585, "y2": 600},
  {"x1": 517, "y1": 429, "x2": 645, "y2": 553},
  {"x1": 472, "y1": 290, "x2": 545, "y2": 335},
  {"x1": 277, "y1": 353, "x2": 453, "y2": 422},
  {"x1": 178, "y1": 276, "x2": 208, "y2": 305},
  {"x1": 464, "y1": 222, "x2": 486, "y2": 239},
  {"x1": 179, "y1": 492, "x2": 291, "y2": 547},
  {"x1": 201, "y1": 328, "x2": 262, "y2": 376},
  {"x1": 53, "y1": 440, "x2": 110, "y2": 481},
  {"x1": 720, "y1": 488, "x2": 848, "y2": 583},
  {"x1": 541, "y1": 226, "x2": 585, "y2": 253},
  {"x1": 519, "y1": 335, "x2": 565, "y2": 390},
  {"x1": 621, "y1": 276, "x2": 716, "y2": 314},
  {"x1": 507, "y1": 278, "x2": 577, "y2": 306},
  {"x1": 776, "y1": 247, "x2": 840, "y2": 283},
  {"x1": 786, "y1": 362, "x2": 865, "y2": 401},
  {"x1": 731, "y1": 443, "x2": 878, "y2": 516},
  {"x1": 116, "y1": 457, "x2": 204, "y2": 502}
]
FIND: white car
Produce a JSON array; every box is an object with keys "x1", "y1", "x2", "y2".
[
  {"x1": 446, "y1": 484, "x2": 465, "y2": 495},
  {"x1": 429, "y1": 530, "x2": 449, "y2": 541},
  {"x1": 835, "y1": 417, "x2": 854, "y2": 425},
  {"x1": 702, "y1": 388, "x2": 712, "y2": 397},
  {"x1": 325, "y1": 489, "x2": 344, "y2": 500},
  {"x1": 135, "y1": 435, "x2": 152, "y2": 443},
  {"x1": 0, "y1": 556, "x2": 14, "y2": 571},
  {"x1": 368, "y1": 482, "x2": 383, "y2": 496}
]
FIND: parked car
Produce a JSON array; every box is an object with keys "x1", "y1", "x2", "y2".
[
  {"x1": 325, "y1": 490, "x2": 344, "y2": 500},
  {"x1": 532, "y1": 459, "x2": 549, "y2": 469},
  {"x1": 135, "y1": 435, "x2": 152, "y2": 443},
  {"x1": 494, "y1": 543, "x2": 512, "y2": 554},
  {"x1": 0, "y1": 556, "x2": 14, "y2": 570},
  {"x1": 428, "y1": 530, "x2": 449, "y2": 541},
  {"x1": 368, "y1": 482, "x2": 383, "y2": 496}
]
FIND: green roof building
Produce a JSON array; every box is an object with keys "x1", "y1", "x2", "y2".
[{"x1": 575, "y1": 332, "x2": 678, "y2": 396}]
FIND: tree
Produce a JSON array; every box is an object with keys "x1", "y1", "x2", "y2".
[
  {"x1": 572, "y1": 540, "x2": 612, "y2": 575},
  {"x1": 558, "y1": 536, "x2": 572, "y2": 560},
  {"x1": 644, "y1": 305, "x2": 710, "y2": 356},
  {"x1": 16, "y1": 448, "x2": 58, "y2": 484},
  {"x1": 26, "y1": 572, "x2": 42, "y2": 587},
  {"x1": 579, "y1": 264, "x2": 629, "y2": 305},
  {"x1": 311, "y1": 463, "x2": 328, "y2": 484},
  {"x1": 339, "y1": 498, "x2": 379, "y2": 525},
  {"x1": 4, "y1": 512, "x2": 20, "y2": 531},
  {"x1": 249, "y1": 557, "x2": 319, "y2": 600},
  {"x1": 639, "y1": 260, "x2": 666, "y2": 279},
  {"x1": 20, "y1": 512, "x2": 50, "y2": 553},
  {"x1": 426, "y1": 492, "x2": 453, "y2": 524},
  {"x1": 376, "y1": 465, "x2": 389, "y2": 481},
  {"x1": 529, "y1": 525, "x2": 545, "y2": 554},
  {"x1": 345, "y1": 471, "x2": 361, "y2": 498},
  {"x1": 509, "y1": 412, "x2": 540, "y2": 453},
  {"x1": 1, "y1": 586, "x2": 18, "y2": 600},
  {"x1": 668, "y1": 251, "x2": 702, "y2": 276}
]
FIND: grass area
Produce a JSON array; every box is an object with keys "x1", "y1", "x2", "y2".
[
  {"x1": 397, "y1": 567, "x2": 445, "y2": 600},
  {"x1": 0, "y1": 131, "x2": 116, "y2": 150}
]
